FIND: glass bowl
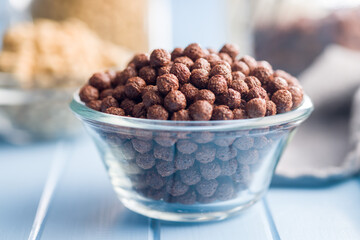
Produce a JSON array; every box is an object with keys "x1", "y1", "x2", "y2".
[
  {"x1": 0, "y1": 73, "x2": 82, "y2": 143},
  {"x1": 70, "y1": 92, "x2": 313, "y2": 222}
]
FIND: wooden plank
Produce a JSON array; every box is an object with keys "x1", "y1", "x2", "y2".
[
  {"x1": 0, "y1": 141, "x2": 59, "y2": 240},
  {"x1": 268, "y1": 179, "x2": 360, "y2": 240},
  {"x1": 41, "y1": 136, "x2": 150, "y2": 240},
  {"x1": 159, "y1": 199, "x2": 279, "y2": 240}
]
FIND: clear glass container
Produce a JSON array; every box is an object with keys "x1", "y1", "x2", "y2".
[{"x1": 70, "y1": 92, "x2": 313, "y2": 222}]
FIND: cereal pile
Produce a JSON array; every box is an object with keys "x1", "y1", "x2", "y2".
[
  {"x1": 79, "y1": 43, "x2": 303, "y2": 120},
  {"x1": 0, "y1": 19, "x2": 133, "y2": 88}
]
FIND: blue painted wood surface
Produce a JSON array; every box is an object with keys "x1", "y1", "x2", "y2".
[{"x1": 1, "y1": 135, "x2": 360, "y2": 240}]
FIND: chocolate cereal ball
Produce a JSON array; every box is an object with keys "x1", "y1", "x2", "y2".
[
  {"x1": 196, "y1": 179, "x2": 218, "y2": 197},
  {"x1": 120, "y1": 99, "x2": 135, "y2": 115},
  {"x1": 139, "y1": 66, "x2": 157, "y2": 85},
  {"x1": 246, "y1": 86, "x2": 268, "y2": 101},
  {"x1": 142, "y1": 90, "x2": 163, "y2": 108},
  {"x1": 183, "y1": 43, "x2": 206, "y2": 61},
  {"x1": 232, "y1": 61, "x2": 250, "y2": 75},
  {"x1": 251, "y1": 66, "x2": 273, "y2": 85},
  {"x1": 271, "y1": 90, "x2": 293, "y2": 113},
  {"x1": 131, "y1": 53, "x2": 150, "y2": 69},
  {"x1": 150, "y1": 49, "x2": 171, "y2": 67},
  {"x1": 174, "y1": 153, "x2": 195, "y2": 170},
  {"x1": 218, "y1": 52, "x2": 233, "y2": 65},
  {"x1": 231, "y1": 74, "x2": 249, "y2": 96},
  {"x1": 193, "y1": 58, "x2": 211, "y2": 72},
  {"x1": 100, "y1": 96, "x2": 119, "y2": 112},
  {"x1": 164, "y1": 90, "x2": 187, "y2": 112},
  {"x1": 79, "y1": 85, "x2": 99, "y2": 103},
  {"x1": 266, "y1": 101, "x2": 277, "y2": 116},
  {"x1": 208, "y1": 75, "x2": 228, "y2": 95},
  {"x1": 190, "y1": 69, "x2": 209, "y2": 89},
  {"x1": 233, "y1": 108, "x2": 247, "y2": 119},
  {"x1": 246, "y1": 98, "x2": 266, "y2": 118},
  {"x1": 195, "y1": 89, "x2": 216, "y2": 104},
  {"x1": 240, "y1": 55, "x2": 257, "y2": 71},
  {"x1": 89, "y1": 72, "x2": 111, "y2": 91},
  {"x1": 267, "y1": 77, "x2": 288, "y2": 94},
  {"x1": 170, "y1": 63, "x2": 191, "y2": 84},
  {"x1": 124, "y1": 77, "x2": 146, "y2": 99},
  {"x1": 211, "y1": 105, "x2": 234, "y2": 120},
  {"x1": 136, "y1": 153, "x2": 156, "y2": 170},
  {"x1": 99, "y1": 89, "x2": 114, "y2": 100},
  {"x1": 171, "y1": 47, "x2": 184, "y2": 60},
  {"x1": 158, "y1": 64, "x2": 173, "y2": 76},
  {"x1": 189, "y1": 100, "x2": 213, "y2": 121},
  {"x1": 112, "y1": 85, "x2": 126, "y2": 102},
  {"x1": 132, "y1": 102, "x2": 147, "y2": 118},
  {"x1": 210, "y1": 64, "x2": 232, "y2": 86},
  {"x1": 224, "y1": 89, "x2": 242, "y2": 109},
  {"x1": 105, "y1": 107, "x2": 125, "y2": 116},
  {"x1": 174, "y1": 56, "x2": 194, "y2": 69},
  {"x1": 199, "y1": 162, "x2": 222, "y2": 180},
  {"x1": 147, "y1": 105, "x2": 169, "y2": 120},
  {"x1": 288, "y1": 86, "x2": 303, "y2": 109},
  {"x1": 195, "y1": 144, "x2": 216, "y2": 163},
  {"x1": 86, "y1": 100, "x2": 102, "y2": 111},
  {"x1": 156, "y1": 74, "x2": 179, "y2": 95},
  {"x1": 114, "y1": 66, "x2": 137, "y2": 86},
  {"x1": 171, "y1": 109, "x2": 191, "y2": 121},
  {"x1": 204, "y1": 53, "x2": 222, "y2": 67},
  {"x1": 180, "y1": 83, "x2": 199, "y2": 103},
  {"x1": 244, "y1": 76, "x2": 261, "y2": 89},
  {"x1": 180, "y1": 166, "x2": 201, "y2": 185},
  {"x1": 220, "y1": 43, "x2": 239, "y2": 59}
]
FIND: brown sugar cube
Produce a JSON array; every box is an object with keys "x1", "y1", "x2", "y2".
[
  {"x1": 142, "y1": 90, "x2": 163, "y2": 108},
  {"x1": 86, "y1": 100, "x2": 102, "y2": 111},
  {"x1": 288, "y1": 86, "x2": 303, "y2": 109},
  {"x1": 189, "y1": 100, "x2": 213, "y2": 121},
  {"x1": 175, "y1": 153, "x2": 195, "y2": 170},
  {"x1": 220, "y1": 43, "x2": 239, "y2": 59},
  {"x1": 183, "y1": 43, "x2": 206, "y2": 61},
  {"x1": 251, "y1": 66, "x2": 273, "y2": 85},
  {"x1": 100, "y1": 96, "x2": 119, "y2": 112},
  {"x1": 246, "y1": 98, "x2": 266, "y2": 118},
  {"x1": 271, "y1": 90, "x2": 293, "y2": 113},
  {"x1": 156, "y1": 74, "x2": 179, "y2": 95},
  {"x1": 89, "y1": 72, "x2": 111, "y2": 91},
  {"x1": 208, "y1": 75, "x2": 228, "y2": 95},
  {"x1": 131, "y1": 53, "x2": 150, "y2": 69},
  {"x1": 177, "y1": 140, "x2": 198, "y2": 154},
  {"x1": 204, "y1": 53, "x2": 222, "y2": 67},
  {"x1": 124, "y1": 77, "x2": 146, "y2": 99},
  {"x1": 267, "y1": 77, "x2": 288, "y2": 94},
  {"x1": 104, "y1": 107, "x2": 125, "y2": 116},
  {"x1": 158, "y1": 64, "x2": 173, "y2": 76},
  {"x1": 239, "y1": 55, "x2": 257, "y2": 72},
  {"x1": 195, "y1": 89, "x2": 216, "y2": 104},
  {"x1": 164, "y1": 90, "x2": 187, "y2": 112},
  {"x1": 139, "y1": 66, "x2": 157, "y2": 85},
  {"x1": 246, "y1": 86, "x2": 268, "y2": 101},
  {"x1": 210, "y1": 64, "x2": 232, "y2": 86},
  {"x1": 79, "y1": 85, "x2": 99, "y2": 103},
  {"x1": 131, "y1": 138, "x2": 153, "y2": 154},
  {"x1": 195, "y1": 144, "x2": 216, "y2": 163},
  {"x1": 114, "y1": 66, "x2": 137, "y2": 86},
  {"x1": 266, "y1": 101, "x2": 277, "y2": 116},
  {"x1": 232, "y1": 61, "x2": 250, "y2": 75},
  {"x1": 171, "y1": 47, "x2": 184, "y2": 60},
  {"x1": 112, "y1": 85, "x2": 126, "y2": 102},
  {"x1": 147, "y1": 105, "x2": 169, "y2": 120},
  {"x1": 216, "y1": 146, "x2": 237, "y2": 161},
  {"x1": 218, "y1": 52, "x2": 233, "y2": 64},
  {"x1": 170, "y1": 63, "x2": 191, "y2": 84},
  {"x1": 192, "y1": 58, "x2": 211, "y2": 72},
  {"x1": 199, "y1": 162, "x2": 221, "y2": 180},
  {"x1": 190, "y1": 68, "x2": 210, "y2": 89},
  {"x1": 99, "y1": 89, "x2": 114, "y2": 100},
  {"x1": 244, "y1": 76, "x2": 261, "y2": 89},
  {"x1": 120, "y1": 99, "x2": 136, "y2": 115},
  {"x1": 196, "y1": 179, "x2": 218, "y2": 197},
  {"x1": 136, "y1": 153, "x2": 156, "y2": 170},
  {"x1": 211, "y1": 105, "x2": 234, "y2": 120},
  {"x1": 171, "y1": 109, "x2": 191, "y2": 121},
  {"x1": 180, "y1": 83, "x2": 199, "y2": 103},
  {"x1": 150, "y1": 49, "x2": 171, "y2": 67},
  {"x1": 174, "y1": 56, "x2": 194, "y2": 69},
  {"x1": 233, "y1": 108, "x2": 247, "y2": 119},
  {"x1": 132, "y1": 102, "x2": 147, "y2": 118},
  {"x1": 154, "y1": 145, "x2": 174, "y2": 161}
]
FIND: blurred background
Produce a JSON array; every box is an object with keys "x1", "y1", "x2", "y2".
[{"x1": 1, "y1": 0, "x2": 360, "y2": 185}]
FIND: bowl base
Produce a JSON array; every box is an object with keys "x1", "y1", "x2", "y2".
[{"x1": 119, "y1": 195, "x2": 263, "y2": 222}]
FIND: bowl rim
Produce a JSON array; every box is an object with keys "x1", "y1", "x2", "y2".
[{"x1": 70, "y1": 90, "x2": 314, "y2": 132}]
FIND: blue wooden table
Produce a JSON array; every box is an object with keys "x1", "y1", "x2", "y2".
[{"x1": 1, "y1": 134, "x2": 360, "y2": 240}]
